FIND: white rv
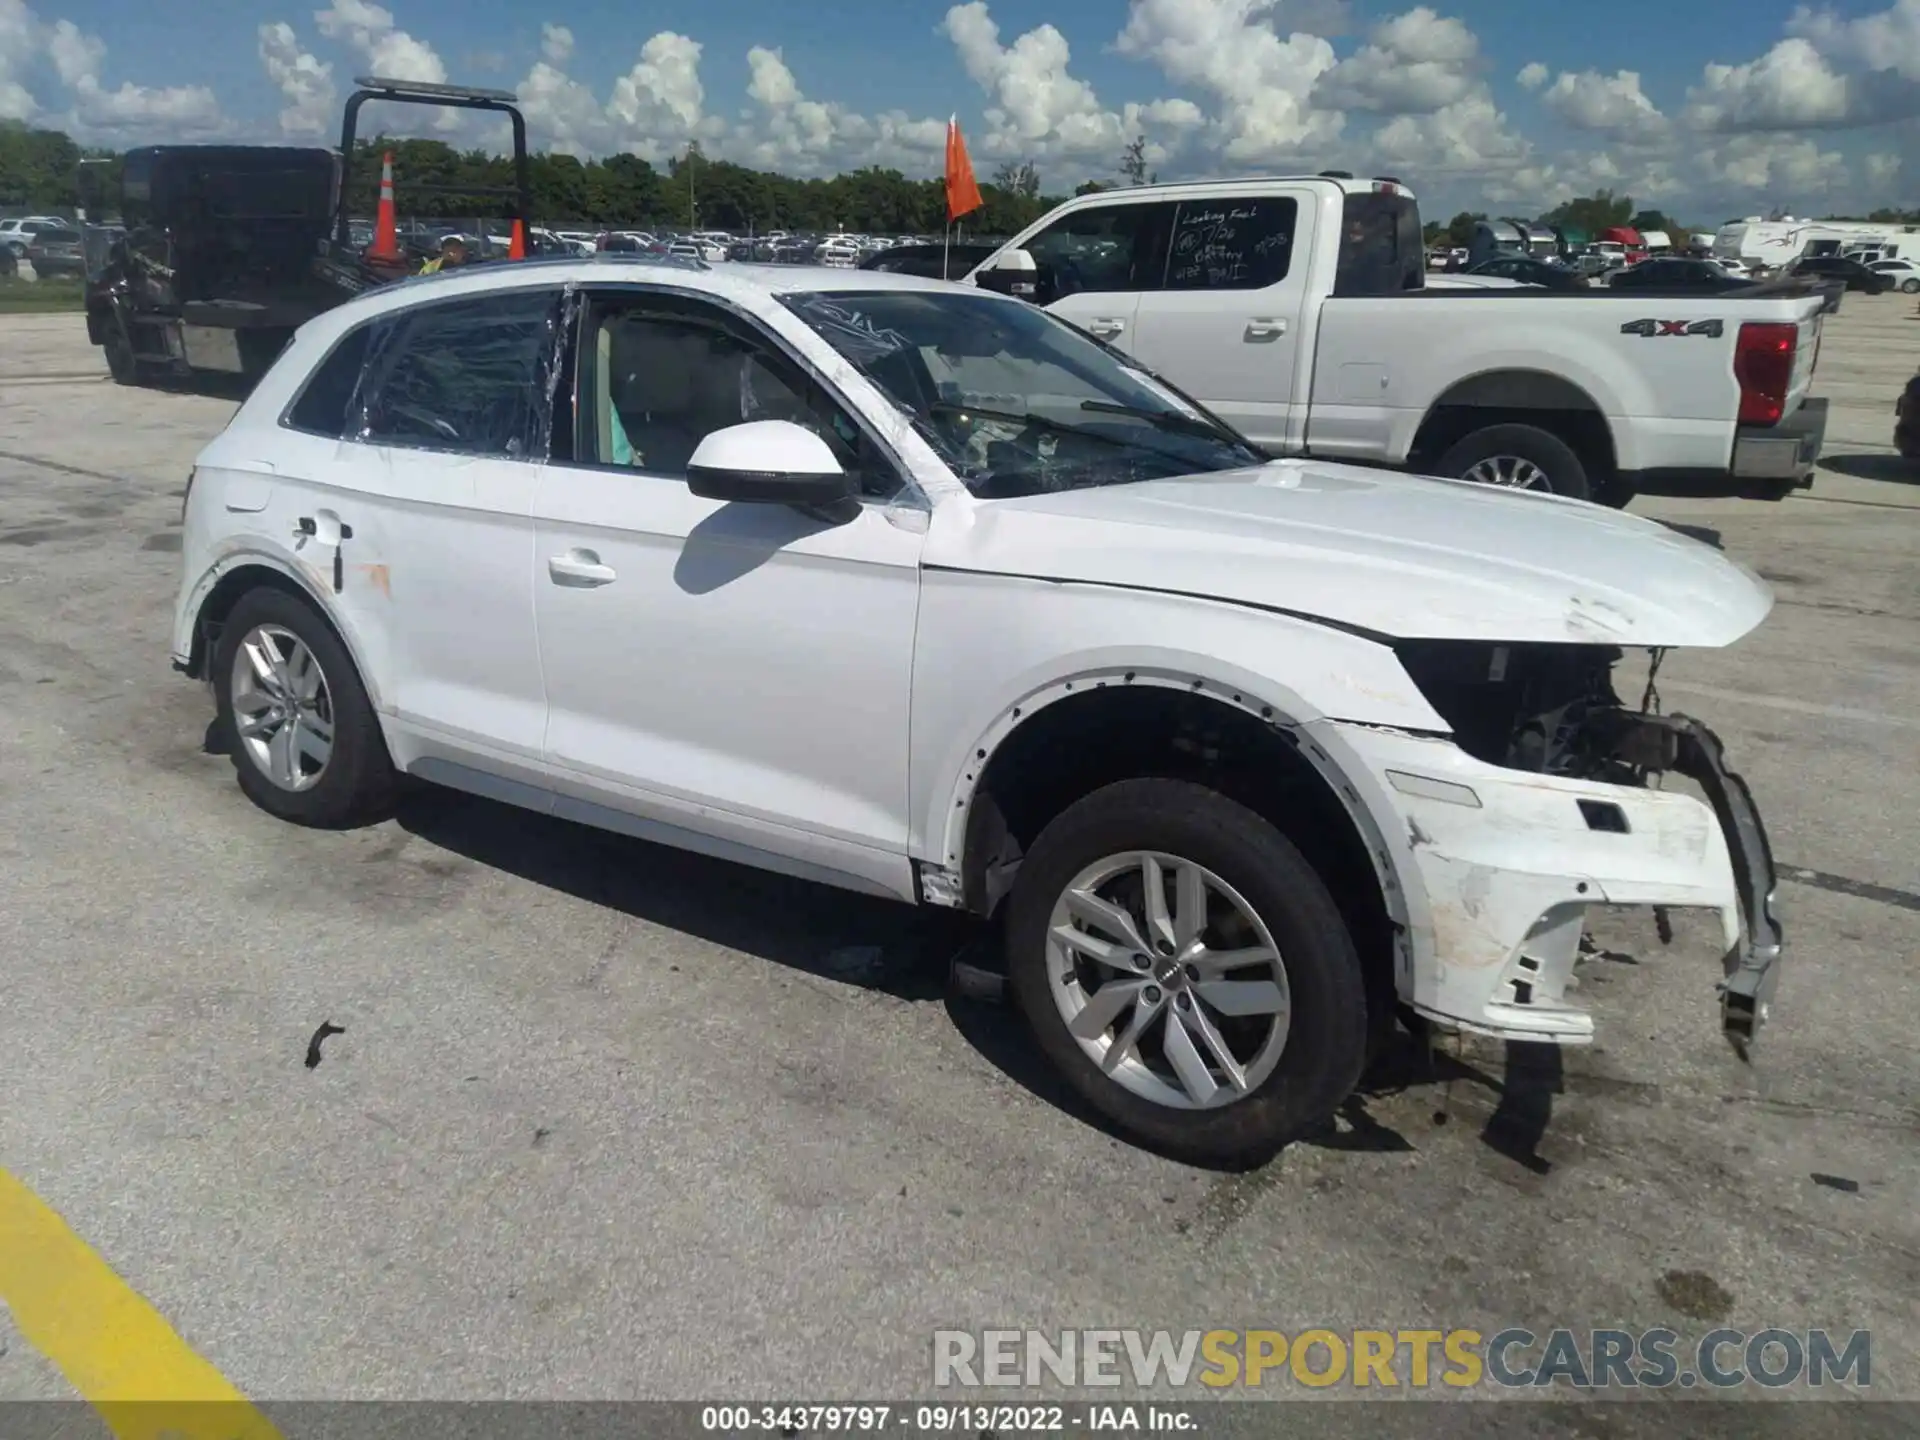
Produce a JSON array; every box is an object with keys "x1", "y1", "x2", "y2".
[{"x1": 1713, "y1": 217, "x2": 1919, "y2": 269}]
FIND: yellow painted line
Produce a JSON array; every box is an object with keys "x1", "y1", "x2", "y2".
[{"x1": 0, "y1": 1168, "x2": 283, "y2": 1440}]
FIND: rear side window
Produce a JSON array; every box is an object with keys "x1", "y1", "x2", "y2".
[
  {"x1": 1335, "y1": 192, "x2": 1425, "y2": 297},
  {"x1": 1164, "y1": 198, "x2": 1297, "y2": 290},
  {"x1": 355, "y1": 288, "x2": 563, "y2": 459},
  {"x1": 284, "y1": 323, "x2": 372, "y2": 437}
]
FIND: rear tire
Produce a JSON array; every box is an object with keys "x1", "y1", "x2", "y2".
[
  {"x1": 1437, "y1": 423, "x2": 1592, "y2": 501},
  {"x1": 212, "y1": 588, "x2": 396, "y2": 828},
  {"x1": 1902, "y1": 278, "x2": 1920, "y2": 294},
  {"x1": 1004, "y1": 778, "x2": 1369, "y2": 1168},
  {"x1": 103, "y1": 325, "x2": 138, "y2": 385}
]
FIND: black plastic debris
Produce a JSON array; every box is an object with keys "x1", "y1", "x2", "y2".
[
  {"x1": 1811, "y1": 1172, "x2": 1862, "y2": 1194},
  {"x1": 304, "y1": 1021, "x2": 345, "y2": 1069}
]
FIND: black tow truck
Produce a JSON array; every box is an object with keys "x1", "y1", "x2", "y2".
[{"x1": 85, "y1": 76, "x2": 533, "y2": 387}]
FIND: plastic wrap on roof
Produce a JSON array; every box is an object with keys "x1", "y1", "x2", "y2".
[{"x1": 340, "y1": 283, "x2": 567, "y2": 460}]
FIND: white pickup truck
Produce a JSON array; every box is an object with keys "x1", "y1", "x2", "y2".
[{"x1": 966, "y1": 175, "x2": 1829, "y2": 505}]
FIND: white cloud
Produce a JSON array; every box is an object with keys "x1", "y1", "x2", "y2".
[
  {"x1": 259, "y1": 22, "x2": 336, "y2": 136},
  {"x1": 515, "y1": 57, "x2": 611, "y2": 157},
  {"x1": 1371, "y1": 89, "x2": 1527, "y2": 179},
  {"x1": 17, "y1": 10, "x2": 227, "y2": 141},
  {"x1": 1314, "y1": 6, "x2": 1480, "y2": 115},
  {"x1": 1685, "y1": 38, "x2": 1858, "y2": 130},
  {"x1": 46, "y1": 19, "x2": 104, "y2": 89},
  {"x1": 0, "y1": 0, "x2": 38, "y2": 122},
  {"x1": 1786, "y1": 0, "x2": 1920, "y2": 79},
  {"x1": 1539, "y1": 69, "x2": 1668, "y2": 141},
  {"x1": 943, "y1": 1, "x2": 1132, "y2": 159},
  {"x1": 314, "y1": 0, "x2": 446, "y2": 85},
  {"x1": 737, "y1": 46, "x2": 946, "y2": 176},
  {"x1": 312, "y1": 0, "x2": 453, "y2": 133},
  {"x1": 541, "y1": 23, "x2": 573, "y2": 66},
  {"x1": 608, "y1": 31, "x2": 714, "y2": 160},
  {"x1": 1865, "y1": 150, "x2": 1903, "y2": 189},
  {"x1": 746, "y1": 46, "x2": 803, "y2": 109},
  {"x1": 1702, "y1": 133, "x2": 1849, "y2": 193},
  {"x1": 1516, "y1": 61, "x2": 1548, "y2": 90},
  {"x1": 1114, "y1": 0, "x2": 1342, "y2": 161}
]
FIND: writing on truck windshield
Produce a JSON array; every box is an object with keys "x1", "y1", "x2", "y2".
[{"x1": 778, "y1": 289, "x2": 1262, "y2": 498}]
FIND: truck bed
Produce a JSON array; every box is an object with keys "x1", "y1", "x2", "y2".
[{"x1": 1308, "y1": 283, "x2": 1828, "y2": 476}]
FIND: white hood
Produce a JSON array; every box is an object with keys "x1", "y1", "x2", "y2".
[{"x1": 930, "y1": 459, "x2": 1773, "y2": 647}]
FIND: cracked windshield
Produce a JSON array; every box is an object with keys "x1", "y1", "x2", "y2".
[{"x1": 781, "y1": 289, "x2": 1261, "y2": 496}]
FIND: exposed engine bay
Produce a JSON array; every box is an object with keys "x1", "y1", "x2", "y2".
[
  {"x1": 1392, "y1": 639, "x2": 1645, "y2": 780},
  {"x1": 1390, "y1": 637, "x2": 1783, "y2": 1047}
]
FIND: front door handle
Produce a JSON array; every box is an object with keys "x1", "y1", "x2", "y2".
[
  {"x1": 548, "y1": 551, "x2": 617, "y2": 587},
  {"x1": 1086, "y1": 318, "x2": 1126, "y2": 338},
  {"x1": 1245, "y1": 318, "x2": 1288, "y2": 339}
]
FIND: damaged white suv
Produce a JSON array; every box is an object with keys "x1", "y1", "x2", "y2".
[{"x1": 173, "y1": 256, "x2": 1784, "y2": 1165}]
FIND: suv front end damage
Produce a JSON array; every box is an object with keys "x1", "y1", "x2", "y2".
[{"x1": 1323, "y1": 641, "x2": 1783, "y2": 1053}]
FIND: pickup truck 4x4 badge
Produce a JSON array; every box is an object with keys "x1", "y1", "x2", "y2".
[{"x1": 1621, "y1": 318, "x2": 1725, "y2": 337}]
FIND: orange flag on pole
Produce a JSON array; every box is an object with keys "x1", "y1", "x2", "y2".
[{"x1": 945, "y1": 115, "x2": 983, "y2": 223}]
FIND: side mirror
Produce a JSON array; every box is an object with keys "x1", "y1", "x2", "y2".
[
  {"x1": 686, "y1": 420, "x2": 856, "y2": 508},
  {"x1": 973, "y1": 246, "x2": 1042, "y2": 300}
]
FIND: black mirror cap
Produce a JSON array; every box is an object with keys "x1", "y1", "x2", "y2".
[
  {"x1": 975, "y1": 267, "x2": 1045, "y2": 304},
  {"x1": 686, "y1": 463, "x2": 856, "y2": 508}
]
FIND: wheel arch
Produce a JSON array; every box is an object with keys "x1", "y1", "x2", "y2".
[
  {"x1": 1410, "y1": 367, "x2": 1620, "y2": 485},
  {"x1": 182, "y1": 554, "x2": 387, "y2": 712},
  {"x1": 938, "y1": 667, "x2": 1420, "y2": 1029}
]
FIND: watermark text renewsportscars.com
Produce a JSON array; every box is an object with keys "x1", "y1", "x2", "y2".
[{"x1": 933, "y1": 1328, "x2": 1872, "y2": 1391}]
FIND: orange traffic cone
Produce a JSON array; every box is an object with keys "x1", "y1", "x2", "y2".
[
  {"x1": 508, "y1": 218, "x2": 526, "y2": 260},
  {"x1": 369, "y1": 152, "x2": 399, "y2": 261}
]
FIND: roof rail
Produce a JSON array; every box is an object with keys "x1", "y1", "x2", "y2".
[
  {"x1": 353, "y1": 76, "x2": 520, "y2": 105},
  {"x1": 1319, "y1": 169, "x2": 1354, "y2": 179},
  {"x1": 593, "y1": 250, "x2": 710, "y2": 273}
]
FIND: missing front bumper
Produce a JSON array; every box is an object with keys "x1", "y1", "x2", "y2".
[{"x1": 1602, "y1": 712, "x2": 1785, "y2": 1055}]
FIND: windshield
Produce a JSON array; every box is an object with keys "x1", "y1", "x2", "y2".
[{"x1": 776, "y1": 288, "x2": 1262, "y2": 498}]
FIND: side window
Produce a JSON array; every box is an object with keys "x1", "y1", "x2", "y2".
[
  {"x1": 1334, "y1": 193, "x2": 1425, "y2": 296},
  {"x1": 355, "y1": 288, "x2": 561, "y2": 459},
  {"x1": 1164, "y1": 197, "x2": 1298, "y2": 291},
  {"x1": 578, "y1": 299, "x2": 901, "y2": 500},
  {"x1": 284, "y1": 322, "x2": 373, "y2": 438},
  {"x1": 1024, "y1": 201, "x2": 1175, "y2": 298}
]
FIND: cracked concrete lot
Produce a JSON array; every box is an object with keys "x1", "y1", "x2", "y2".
[{"x1": 0, "y1": 299, "x2": 1915, "y2": 1438}]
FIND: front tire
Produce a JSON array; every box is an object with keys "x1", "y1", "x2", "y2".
[
  {"x1": 103, "y1": 325, "x2": 139, "y2": 385},
  {"x1": 1437, "y1": 423, "x2": 1591, "y2": 501},
  {"x1": 212, "y1": 588, "x2": 395, "y2": 828},
  {"x1": 1004, "y1": 779, "x2": 1369, "y2": 1167}
]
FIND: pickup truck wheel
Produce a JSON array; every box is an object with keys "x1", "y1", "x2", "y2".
[
  {"x1": 212, "y1": 588, "x2": 396, "y2": 828},
  {"x1": 103, "y1": 326, "x2": 139, "y2": 385},
  {"x1": 1438, "y1": 424, "x2": 1591, "y2": 501},
  {"x1": 1004, "y1": 778, "x2": 1368, "y2": 1167}
]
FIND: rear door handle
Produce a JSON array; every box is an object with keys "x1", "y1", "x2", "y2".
[
  {"x1": 1087, "y1": 318, "x2": 1126, "y2": 337},
  {"x1": 1245, "y1": 318, "x2": 1288, "y2": 339},
  {"x1": 548, "y1": 551, "x2": 617, "y2": 587}
]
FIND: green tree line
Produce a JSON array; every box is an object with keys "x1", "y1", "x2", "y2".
[{"x1": 2, "y1": 119, "x2": 1065, "y2": 236}]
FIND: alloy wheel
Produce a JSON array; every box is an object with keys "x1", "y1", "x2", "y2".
[
  {"x1": 228, "y1": 624, "x2": 336, "y2": 792},
  {"x1": 1046, "y1": 851, "x2": 1292, "y2": 1110},
  {"x1": 1461, "y1": 454, "x2": 1552, "y2": 491}
]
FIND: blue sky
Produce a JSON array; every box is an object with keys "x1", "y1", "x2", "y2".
[{"x1": 6, "y1": 0, "x2": 1920, "y2": 221}]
